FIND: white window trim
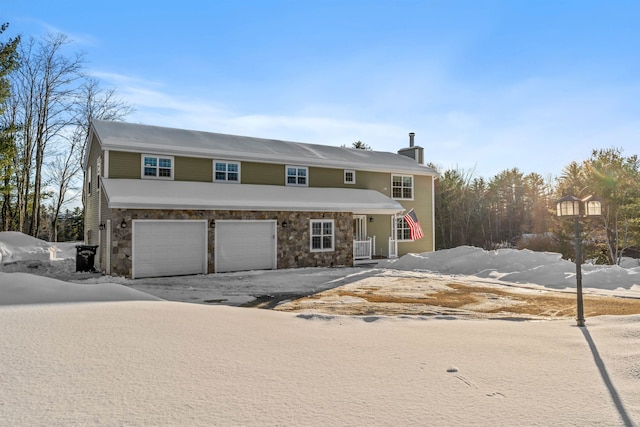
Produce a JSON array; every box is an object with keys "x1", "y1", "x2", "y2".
[
  {"x1": 310, "y1": 219, "x2": 334, "y2": 252},
  {"x1": 344, "y1": 169, "x2": 356, "y2": 184},
  {"x1": 395, "y1": 216, "x2": 413, "y2": 242},
  {"x1": 286, "y1": 165, "x2": 309, "y2": 187},
  {"x1": 141, "y1": 154, "x2": 174, "y2": 180},
  {"x1": 391, "y1": 174, "x2": 414, "y2": 200},
  {"x1": 213, "y1": 160, "x2": 241, "y2": 183},
  {"x1": 103, "y1": 150, "x2": 110, "y2": 178}
]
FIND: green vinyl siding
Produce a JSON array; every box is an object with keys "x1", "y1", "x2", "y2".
[
  {"x1": 110, "y1": 152, "x2": 212, "y2": 182},
  {"x1": 241, "y1": 161, "x2": 284, "y2": 185},
  {"x1": 307, "y1": 168, "x2": 392, "y2": 194},
  {"x1": 308, "y1": 167, "x2": 343, "y2": 187},
  {"x1": 175, "y1": 156, "x2": 212, "y2": 182},
  {"x1": 395, "y1": 174, "x2": 434, "y2": 254},
  {"x1": 354, "y1": 171, "x2": 392, "y2": 195},
  {"x1": 109, "y1": 151, "x2": 140, "y2": 179}
]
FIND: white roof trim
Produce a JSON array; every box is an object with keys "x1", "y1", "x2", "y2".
[{"x1": 101, "y1": 178, "x2": 405, "y2": 215}]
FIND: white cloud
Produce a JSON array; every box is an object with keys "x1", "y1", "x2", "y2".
[
  {"x1": 95, "y1": 71, "x2": 409, "y2": 150},
  {"x1": 26, "y1": 19, "x2": 100, "y2": 46},
  {"x1": 93, "y1": 68, "x2": 640, "y2": 180}
]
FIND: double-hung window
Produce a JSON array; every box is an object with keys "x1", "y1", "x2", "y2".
[
  {"x1": 396, "y1": 217, "x2": 412, "y2": 241},
  {"x1": 310, "y1": 219, "x2": 334, "y2": 252},
  {"x1": 214, "y1": 161, "x2": 240, "y2": 182},
  {"x1": 142, "y1": 154, "x2": 173, "y2": 179},
  {"x1": 392, "y1": 175, "x2": 413, "y2": 199},
  {"x1": 286, "y1": 166, "x2": 308, "y2": 186}
]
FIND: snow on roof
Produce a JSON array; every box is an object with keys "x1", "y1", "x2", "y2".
[
  {"x1": 90, "y1": 120, "x2": 437, "y2": 175},
  {"x1": 101, "y1": 178, "x2": 405, "y2": 214}
]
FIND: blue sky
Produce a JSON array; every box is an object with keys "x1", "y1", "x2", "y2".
[{"x1": 4, "y1": 0, "x2": 640, "y2": 179}]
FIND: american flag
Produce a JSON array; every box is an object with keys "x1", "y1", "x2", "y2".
[{"x1": 403, "y1": 209, "x2": 424, "y2": 240}]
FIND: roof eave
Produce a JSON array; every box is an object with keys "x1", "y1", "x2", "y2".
[{"x1": 107, "y1": 201, "x2": 403, "y2": 215}]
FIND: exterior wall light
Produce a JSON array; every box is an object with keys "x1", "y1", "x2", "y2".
[
  {"x1": 120, "y1": 219, "x2": 127, "y2": 229},
  {"x1": 210, "y1": 220, "x2": 216, "y2": 228}
]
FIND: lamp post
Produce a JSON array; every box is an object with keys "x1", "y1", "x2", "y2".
[{"x1": 555, "y1": 195, "x2": 602, "y2": 327}]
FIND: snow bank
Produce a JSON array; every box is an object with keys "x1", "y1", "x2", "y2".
[
  {"x1": 384, "y1": 246, "x2": 640, "y2": 291},
  {"x1": 0, "y1": 272, "x2": 161, "y2": 305},
  {"x1": 0, "y1": 231, "x2": 53, "y2": 263},
  {"x1": 383, "y1": 246, "x2": 564, "y2": 275},
  {"x1": 0, "y1": 231, "x2": 79, "y2": 263}
]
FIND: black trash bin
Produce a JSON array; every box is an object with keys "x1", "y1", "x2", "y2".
[{"x1": 76, "y1": 245, "x2": 98, "y2": 272}]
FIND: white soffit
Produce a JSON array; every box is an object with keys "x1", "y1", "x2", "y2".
[{"x1": 102, "y1": 179, "x2": 404, "y2": 215}]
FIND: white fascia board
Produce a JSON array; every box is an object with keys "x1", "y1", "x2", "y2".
[{"x1": 82, "y1": 123, "x2": 100, "y2": 170}]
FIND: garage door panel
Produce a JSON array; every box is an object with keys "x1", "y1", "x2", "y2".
[
  {"x1": 133, "y1": 221, "x2": 207, "y2": 278},
  {"x1": 216, "y1": 221, "x2": 276, "y2": 273}
]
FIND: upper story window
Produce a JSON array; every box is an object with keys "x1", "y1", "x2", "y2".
[
  {"x1": 310, "y1": 219, "x2": 334, "y2": 252},
  {"x1": 392, "y1": 175, "x2": 413, "y2": 199},
  {"x1": 214, "y1": 160, "x2": 240, "y2": 183},
  {"x1": 96, "y1": 156, "x2": 102, "y2": 189},
  {"x1": 344, "y1": 170, "x2": 356, "y2": 184},
  {"x1": 87, "y1": 166, "x2": 92, "y2": 196},
  {"x1": 286, "y1": 166, "x2": 308, "y2": 186},
  {"x1": 142, "y1": 154, "x2": 174, "y2": 180}
]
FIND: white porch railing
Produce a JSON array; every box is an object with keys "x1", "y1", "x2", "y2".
[
  {"x1": 388, "y1": 237, "x2": 398, "y2": 258},
  {"x1": 354, "y1": 238, "x2": 373, "y2": 260}
]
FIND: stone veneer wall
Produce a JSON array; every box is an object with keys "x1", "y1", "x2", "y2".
[{"x1": 109, "y1": 209, "x2": 353, "y2": 277}]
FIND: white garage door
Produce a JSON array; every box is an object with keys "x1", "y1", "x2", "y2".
[
  {"x1": 132, "y1": 220, "x2": 207, "y2": 279},
  {"x1": 215, "y1": 220, "x2": 276, "y2": 273}
]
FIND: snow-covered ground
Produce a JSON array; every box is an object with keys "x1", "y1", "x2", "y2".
[{"x1": 1, "y1": 232, "x2": 640, "y2": 425}]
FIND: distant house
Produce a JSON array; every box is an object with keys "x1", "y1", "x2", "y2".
[{"x1": 83, "y1": 121, "x2": 437, "y2": 278}]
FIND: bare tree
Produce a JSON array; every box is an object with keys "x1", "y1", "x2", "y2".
[
  {"x1": 73, "y1": 78, "x2": 134, "y2": 155},
  {"x1": 9, "y1": 33, "x2": 84, "y2": 236},
  {"x1": 46, "y1": 78, "x2": 133, "y2": 241},
  {"x1": 46, "y1": 141, "x2": 80, "y2": 241}
]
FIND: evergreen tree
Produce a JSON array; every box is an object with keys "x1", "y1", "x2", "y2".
[{"x1": 0, "y1": 22, "x2": 20, "y2": 231}]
